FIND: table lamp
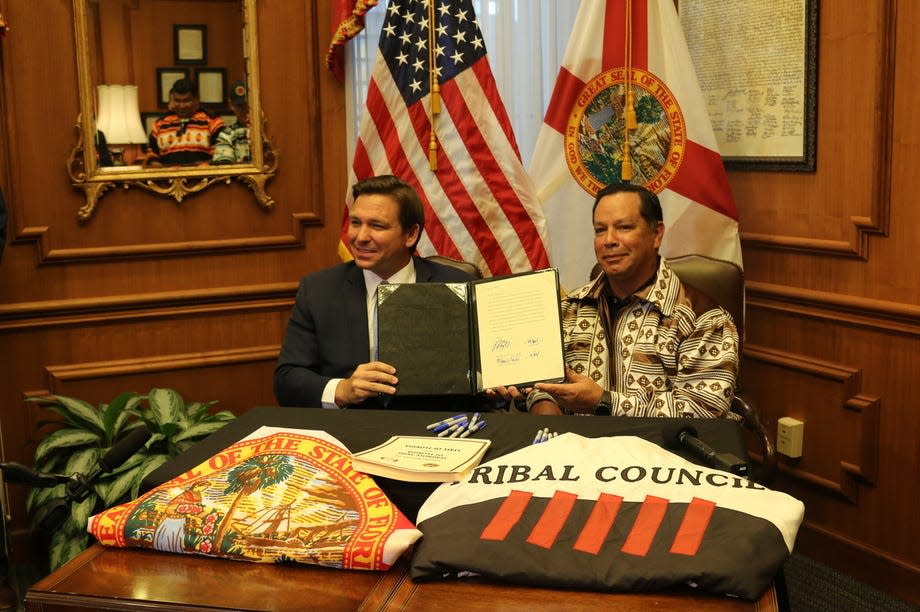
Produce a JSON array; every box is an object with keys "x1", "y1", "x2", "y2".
[{"x1": 95, "y1": 84, "x2": 148, "y2": 166}]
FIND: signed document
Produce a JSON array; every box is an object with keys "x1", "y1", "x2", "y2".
[
  {"x1": 351, "y1": 435, "x2": 491, "y2": 483},
  {"x1": 376, "y1": 268, "x2": 565, "y2": 396}
]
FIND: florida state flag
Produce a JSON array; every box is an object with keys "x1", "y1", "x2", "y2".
[
  {"x1": 529, "y1": 0, "x2": 742, "y2": 291},
  {"x1": 411, "y1": 434, "x2": 803, "y2": 600},
  {"x1": 88, "y1": 427, "x2": 421, "y2": 570}
]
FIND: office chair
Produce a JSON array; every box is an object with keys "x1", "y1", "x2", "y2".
[
  {"x1": 591, "y1": 255, "x2": 778, "y2": 484},
  {"x1": 425, "y1": 254, "x2": 483, "y2": 279}
]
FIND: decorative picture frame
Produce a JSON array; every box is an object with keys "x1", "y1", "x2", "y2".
[
  {"x1": 174, "y1": 24, "x2": 207, "y2": 65},
  {"x1": 678, "y1": 0, "x2": 818, "y2": 171},
  {"x1": 196, "y1": 68, "x2": 227, "y2": 107},
  {"x1": 156, "y1": 67, "x2": 190, "y2": 107}
]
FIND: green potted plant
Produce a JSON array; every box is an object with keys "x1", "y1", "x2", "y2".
[{"x1": 26, "y1": 387, "x2": 235, "y2": 570}]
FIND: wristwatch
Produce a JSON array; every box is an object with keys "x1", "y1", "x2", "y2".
[{"x1": 594, "y1": 390, "x2": 613, "y2": 416}]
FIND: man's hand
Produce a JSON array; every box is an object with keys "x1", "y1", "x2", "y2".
[
  {"x1": 533, "y1": 367, "x2": 604, "y2": 414},
  {"x1": 335, "y1": 361, "x2": 398, "y2": 407},
  {"x1": 485, "y1": 385, "x2": 529, "y2": 410}
]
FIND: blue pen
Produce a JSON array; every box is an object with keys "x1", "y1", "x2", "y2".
[
  {"x1": 430, "y1": 415, "x2": 468, "y2": 433},
  {"x1": 532, "y1": 428, "x2": 544, "y2": 445},
  {"x1": 460, "y1": 421, "x2": 487, "y2": 437},
  {"x1": 468, "y1": 412, "x2": 480, "y2": 429},
  {"x1": 426, "y1": 414, "x2": 467, "y2": 430},
  {"x1": 437, "y1": 419, "x2": 468, "y2": 437}
]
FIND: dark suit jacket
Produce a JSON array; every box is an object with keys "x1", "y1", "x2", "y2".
[{"x1": 274, "y1": 256, "x2": 475, "y2": 409}]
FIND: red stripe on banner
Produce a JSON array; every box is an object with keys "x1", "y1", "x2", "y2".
[
  {"x1": 481, "y1": 490, "x2": 533, "y2": 541},
  {"x1": 602, "y1": 0, "x2": 649, "y2": 71},
  {"x1": 621, "y1": 495, "x2": 668, "y2": 557},
  {"x1": 667, "y1": 140, "x2": 739, "y2": 221},
  {"x1": 573, "y1": 493, "x2": 623, "y2": 555},
  {"x1": 526, "y1": 491, "x2": 578, "y2": 549},
  {"x1": 670, "y1": 497, "x2": 716, "y2": 556},
  {"x1": 543, "y1": 67, "x2": 585, "y2": 136}
]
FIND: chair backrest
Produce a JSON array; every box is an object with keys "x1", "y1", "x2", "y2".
[
  {"x1": 665, "y1": 254, "x2": 744, "y2": 343},
  {"x1": 425, "y1": 255, "x2": 483, "y2": 279},
  {"x1": 589, "y1": 255, "x2": 744, "y2": 339}
]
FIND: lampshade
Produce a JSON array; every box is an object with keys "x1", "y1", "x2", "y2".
[{"x1": 95, "y1": 84, "x2": 148, "y2": 145}]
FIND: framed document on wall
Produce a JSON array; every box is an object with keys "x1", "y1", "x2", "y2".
[
  {"x1": 156, "y1": 68, "x2": 190, "y2": 107},
  {"x1": 678, "y1": 0, "x2": 818, "y2": 171},
  {"x1": 196, "y1": 68, "x2": 226, "y2": 106},
  {"x1": 174, "y1": 24, "x2": 207, "y2": 65}
]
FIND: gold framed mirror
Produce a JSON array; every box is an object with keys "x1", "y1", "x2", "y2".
[{"x1": 68, "y1": 0, "x2": 277, "y2": 221}]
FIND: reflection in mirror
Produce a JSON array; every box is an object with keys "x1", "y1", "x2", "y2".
[{"x1": 69, "y1": 0, "x2": 277, "y2": 220}]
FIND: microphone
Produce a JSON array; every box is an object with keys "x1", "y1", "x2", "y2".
[
  {"x1": 65, "y1": 426, "x2": 153, "y2": 502},
  {"x1": 0, "y1": 462, "x2": 72, "y2": 487},
  {"x1": 0, "y1": 426, "x2": 152, "y2": 491},
  {"x1": 5, "y1": 426, "x2": 152, "y2": 532},
  {"x1": 662, "y1": 422, "x2": 749, "y2": 478}
]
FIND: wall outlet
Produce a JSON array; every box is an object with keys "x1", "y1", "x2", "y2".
[{"x1": 777, "y1": 416, "x2": 804, "y2": 458}]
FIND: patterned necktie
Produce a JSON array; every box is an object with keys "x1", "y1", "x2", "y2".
[{"x1": 372, "y1": 280, "x2": 389, "y2": 360}]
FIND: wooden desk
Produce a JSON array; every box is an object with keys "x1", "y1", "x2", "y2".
[{"x1": 26, "y1": 544, "x2": 779, "y2": 611}]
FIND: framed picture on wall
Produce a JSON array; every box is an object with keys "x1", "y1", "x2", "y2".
[
  {"x1": 174, "y1": 24, "x2": 207, "y2": 65},
  {"x1": 196, "y1": 68, "x2": 227, "y2": 107},
  {"x1": 678, "y1": 0, "x2": 818, "y2": 171},
  {"x1": 156, "y1": 67, "x2": 190, "y2": 107}
]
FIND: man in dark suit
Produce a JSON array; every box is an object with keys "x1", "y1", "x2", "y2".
[{"x1": 274, "y1": 175, "x2": 475, "y2": 409}]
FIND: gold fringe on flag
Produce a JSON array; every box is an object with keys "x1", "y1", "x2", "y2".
[{"x1": 428, "y1": 0, "x2": 440, "y2": 170}]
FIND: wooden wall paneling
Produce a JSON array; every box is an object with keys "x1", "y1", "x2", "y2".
[
  {"x1": 741, "y1": 344, "x2": 879, "y2": 502},
  {"x1": 740, "y1": 295, "x2": 920, "y2": 597},
  {"x1": 257, "y1": 0, "x2": 348, "y2": 273}
]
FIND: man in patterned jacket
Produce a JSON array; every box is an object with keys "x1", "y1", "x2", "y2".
[{"x1": 492, "y1": 182, "x2": 739, "y2": 419}]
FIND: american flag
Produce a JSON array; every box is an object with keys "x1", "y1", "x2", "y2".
[{"x1": 340, "y1": 0, "x2": 550, "y2": 276}]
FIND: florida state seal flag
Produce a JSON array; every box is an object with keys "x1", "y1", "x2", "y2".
[
  {"x1": 529, "y1": 0, "x2": 742, "y2": 291},
  {"x1": 339, "y1": 0, "x2": 550, "y2": 277}
]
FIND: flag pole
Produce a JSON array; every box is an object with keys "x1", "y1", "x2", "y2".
[
  {"x1": 622, "y1": 0, "x2": 635, "y2": 181},
  {"x1": 428, "y1": 0, "x2": 440, "y2": 170}
]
